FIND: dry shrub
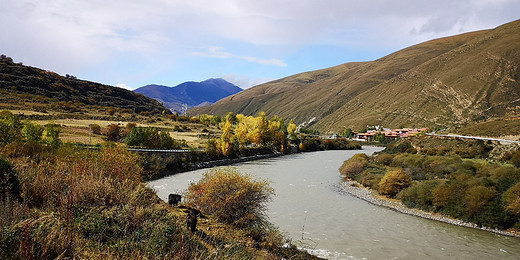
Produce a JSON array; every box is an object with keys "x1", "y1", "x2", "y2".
[
  {"x1": 339, "y1": 153, "x2": 369, "y2": 179},
  {"x1": 185, "y1": 167, "x2": 274, "y2": 228}
]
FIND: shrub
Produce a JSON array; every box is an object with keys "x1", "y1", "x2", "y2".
[
  {"x1": 359, "y1": 170, "x2": 384, "y2": 190},
  {"x1": 378, "y1": 169, "x2": 412, "y2": 197},
  {"x1": 384, "y1": 141, "x2": 417, "y2": 154},
  {"x1": 376, "y1": 153, "x2": 393, "y2": 166},
  {"x1": 0, "y1": 110, "x2": 22, "y2": 145},
  {"x1": 0, "y1": 157, "x2": 21, "y2": 201},
  {"x1": 339, "y1": 153, "x2": 369, "y2": 179},
  {"x1": 464, "y1": 185, "x2": 497, "y2": 216},
  {"x1": 503, "y1": 183, "x2": 520, "y2": 215},
  {"x1": 397, "y1": 180, "x2": 441, "y2": 211},
  {"x1": 91, "y1": 124, "x2": 101, "y2": 135},
  {"x1": 185, "y1": 168, "x2": 274, "y2": 228},
  {"x1": 106, "y1": 124, "x2": 121, "y2": 142},
  {"x1": 22, "y1": 122, "x2": 44, "y2": 143},
  {"x1": 44, "y1": 123, "x2": 61, "y2": 146}
]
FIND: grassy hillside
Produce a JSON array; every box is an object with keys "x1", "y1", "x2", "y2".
[
  {"x1": 190, "y1": 19, "x2": 520, "y2": 134},
  {"x1": 0, "y1": 56, "x2": 169, "y2": 115}
]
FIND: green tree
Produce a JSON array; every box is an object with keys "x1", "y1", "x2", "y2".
[
  {"x1": 374, "y1": 132, "x2": 386, "y2": 143},
  {"x1": 0, "y1": 110, "x2": 22, "y2": 145},
  {"x1": 342, "y1": 128, "x2": 353, "y2": 138},
  {"x1": 379, "y1": 169, "x2": 413, "y2": 197},
  {"x1": 22, "y1": 121, "x2": 44, "y2": 143},
  {"x1": 185, "y1": 168, "x2": 274, "y2": 228},
  {"x1": 44, "y1": 123, "x2": 61, "y2": 146}
]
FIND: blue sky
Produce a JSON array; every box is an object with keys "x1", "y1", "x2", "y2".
[{"x1": 1, "y1": 0, "x2": 519, "y2": 90}]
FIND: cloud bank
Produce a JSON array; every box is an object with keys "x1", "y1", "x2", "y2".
[{"x1": 1, "y1": 0, "x2": 519, "y2": 88}]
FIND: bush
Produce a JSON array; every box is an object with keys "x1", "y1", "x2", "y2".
[
  {"x1": 185, "y1": 168, "x2": 274, "y2": 228},
  {"x1": 91, "y1": 124, "x2": 101, "y2": 135},
  {"x1": 397, "y1": 180, "x2": 441, "y2": 211},
  {"x1": 44, "y1": 123, "x2": 61, "y2": 146},
  {"x1": 0, "y1": 157, "x2": 21, "y2": 201},
  {"x1": 339, "y1": 153, "x2": 369, "y2": 179},
  {"x1": 503, "y1": 183, "x2": 520, "y2": 215},
  {"x1": 106, "y1": 124, "x2": 121, "y2": 142},
  {"x1": 378, "y1": 169, "x2": 412, "y2": 197},
  {"x1": 0, "y1": 110, "x2": 22, "y2": 145},
  {"x1": 22, "y1": 122, "x2": 43, "y2": 143}
]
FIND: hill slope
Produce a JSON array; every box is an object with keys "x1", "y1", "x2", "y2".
[
  {"x1": 134, "y1": 78, "x2": 242, "y2": 112},
  {"x1": 0, "y1": 56, "x2": 169, "y2": 114},
  {"x1": 190, "y1": 19, "x2": 520, "y2": 132}
]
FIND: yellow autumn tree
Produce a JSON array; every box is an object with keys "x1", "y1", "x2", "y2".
[{"x1": 287, "y1": 119, "x2": 297, "y2": 139}]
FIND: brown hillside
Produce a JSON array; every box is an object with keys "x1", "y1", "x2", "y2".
[
  {"x1": 0, "y1": 57, "x2": 170, "y2": 115},
  {"x1": 190, "y1": 19, "x2": 520, "y2": 133}
]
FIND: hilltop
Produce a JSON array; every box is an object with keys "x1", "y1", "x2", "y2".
[
  {"x1": 190, "y1": 19, "x2": 520, "y2": 134},
  {"x1": 0, "y1": 56, "x2": 169, "y2": 115},
  {"x1": 135, "y1": 78, "x2": 242, "y2": 113}
]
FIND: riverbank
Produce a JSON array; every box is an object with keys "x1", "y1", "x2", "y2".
[{"x1": 341, "y1": 180, "x2": 520, "y2": 238}]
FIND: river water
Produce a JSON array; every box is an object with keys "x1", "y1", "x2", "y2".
[{"x1": 148, "y1": 147, "x2": 520, "y2": 259}]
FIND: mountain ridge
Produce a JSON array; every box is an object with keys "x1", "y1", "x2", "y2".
[
  {"x1": 0, "y1": 56, "x2": 169, "y2": 114},
  {"x1": 134, "y1": 78, "x2": 242, "y2": 113},
  {"x1": 189, "y1": 19, "x2": 520, "y2": 132}
]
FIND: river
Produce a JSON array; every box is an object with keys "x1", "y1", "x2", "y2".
[{"x1": 147, "y1": 147, "x2": 520, "y2": 259}]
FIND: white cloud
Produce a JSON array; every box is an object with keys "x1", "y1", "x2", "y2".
[
  {"x1": 116, "y1": 83, "x2": 134, "y2": 90},
  {"x1": 191, "y1": 46, "x2": 287, "y2": 67},
  {"x1": 222, "y1": 74, "x2": 273, "y2": 89}
]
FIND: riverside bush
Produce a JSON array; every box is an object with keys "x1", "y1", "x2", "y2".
[
  {"x1": 185, "y1": 167, "x2": 274, "y2": 228},
  {"x1": 378, "y1": 169, "x2": 412, "y2": 197}
]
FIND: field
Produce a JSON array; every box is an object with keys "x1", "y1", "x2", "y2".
[{"x1": 9, "y1": 108, "x2": 221, "y2": 148}]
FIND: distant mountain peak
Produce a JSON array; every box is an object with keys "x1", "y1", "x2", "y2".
[{"x1": 134, "y1": 78, "x2": 242, "y2": 113}]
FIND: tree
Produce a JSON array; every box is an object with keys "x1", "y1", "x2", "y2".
[
  {"x1": 106, "y1": 124, "x2": 121, "y2": 142},
  {"x1": 220, "y1": 116, "x2": 235, "y2": 156},
  {"x1": 464, "y1": 185, "x2": 497, "y2": 216},
  {"x1": 22, "y1": 122, "x2": 44, "y2": 143},
  {"x1": 379, "y1": 169, "x2": 412, "y2": 197},
  {"x1": 124, "y1": 127, "x2": 176, "y2": 149},
  {"x1": 287, "y1": 120, "x2": 297, "y2": 139},
  {"x1": 342, "y1": 128, "x2": 354, "y2": 138},
  {"x1": 185, "y1": 168, "x2": 274, "y2": 228},
  {"x1": 0, "y1": 110, "x2": 22, "y2": 145},
  {"x1": 44, "y1": 123, "x2": 61, "y2": 146},
  {"x1": 374, "y1": 132, "x2": 386, "y2": 143}
]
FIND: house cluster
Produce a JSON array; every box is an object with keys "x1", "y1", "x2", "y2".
[{"x1": 354, "y1": 127, "x2": 428, "y2": 142}]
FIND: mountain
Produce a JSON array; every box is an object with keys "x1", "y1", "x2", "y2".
[
  {"x1": 134, "y1": 78, "x2": 242, "y2": 112},
  {"x1": 0, "y1": 56, "x2": 169, "y2": 114},
  {"x1": 190, "y1": 19, "x2": 520, "y2": 133}
]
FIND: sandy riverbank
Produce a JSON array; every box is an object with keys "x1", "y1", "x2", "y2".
[{"x1": 341, "y1": 180, "x2": 520, "y2": 238}]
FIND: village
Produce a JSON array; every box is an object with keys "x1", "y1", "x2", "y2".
[{"x1": 352, "y1": 127, "x2": 429, "y2": 142}]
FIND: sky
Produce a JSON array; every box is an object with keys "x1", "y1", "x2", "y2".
[{"x1": 1, "y1": 0, "x2": 519, "y2": 90}]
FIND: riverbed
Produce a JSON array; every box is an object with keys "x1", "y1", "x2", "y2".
[{"x1": 148, "y1": 147, "x2": 520, "y2": 259}]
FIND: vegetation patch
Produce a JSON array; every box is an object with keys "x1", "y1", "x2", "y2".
[{"x1": 340, "y1": 137, "x2": 520, "y2": 232}]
